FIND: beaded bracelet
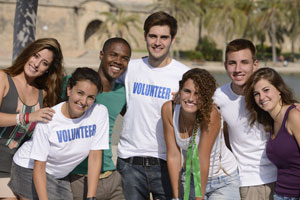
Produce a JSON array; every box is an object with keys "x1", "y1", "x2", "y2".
[{"x1": 25, "y1": 113, "x2": 30, "y2": 124}]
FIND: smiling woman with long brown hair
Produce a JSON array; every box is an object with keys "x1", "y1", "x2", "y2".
[
  {"x1": 0, "y1": 38, "x2": 64, "y2": 199},
  {"x1": 244, "y1": 67, "x2": 300, "y2": 200}
]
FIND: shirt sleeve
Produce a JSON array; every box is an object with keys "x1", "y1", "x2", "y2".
[
  {"x1": 30, "y1": 122, "x2": 51, "y2": 162},
  {"x1": 91, "y1": 105, "x2": 109, "y2": 150}
]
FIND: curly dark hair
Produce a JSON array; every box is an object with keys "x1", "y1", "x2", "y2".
[
  {"x1": 244, "y1": 67, "x2": 297, "y2": 132},
  {"x1": 179, "y1": 68, "x2": 217, "y2": 128}
]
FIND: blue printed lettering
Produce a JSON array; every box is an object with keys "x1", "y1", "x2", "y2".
[
  {"x1": 145, "y1": 85, "x2": 150, "y2": 96},
  {"x1": 85, "y1": 126, "x2": 89, "y2": 138},
  {"x1": 55, "y1": 124, "x2": 97, "y2": 143},
  {"x1": 62, "y1": 130, "x2": 68, "y2": 142},
  {"x1": 157, "y1": 87, "x2": 162, "y2": 98},
  {"x1": 133, "y1": 82, "x2": 139, "y2": 94},
  {"x1": 154, "y1": 86, "x2": 158, "y2": 97},
  {"x1": 80, "y1": 127, "x2": 85, "y2": 138},
  {"x1": 161, "y1": 87, "x2": 166, "y2": 99},
  {"x1": 165, "y1": 88, "x2": 171, "y2": 99},
  {"x1": 141, "y1": 84, "x2": 145, "y2": 95},
  {"x1": 132, "y1": 82, "x2": 172, "y2": 100},
  {"x1": 92, "y1": 124, "x2": 96, "y2": 136},
  {"x1": 149, "y1": 85, "x2": 154, "y2": 97},
  {"x1": 137, "y1": 83, "x2": 142, "y2": 94},
  {"x1": 56, "y1": 131, "x2": 63, "y2": 143},
  {"x1": 67, "y1": 129, "x2": 72, "y2": 141},
  {"x1": 75, "y1": 128, "x2": 80, "y2": 139}
]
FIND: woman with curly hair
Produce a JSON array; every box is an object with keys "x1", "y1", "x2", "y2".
[
  {"x1": 0, "y1": 38, "x2": 64, "y2": 199},
  {"x1": 244, "y1": 67, "x2": 300, "y2": 200},
  {"x1": 162, "y1": 68, "x2": 239, "y2": 200}
]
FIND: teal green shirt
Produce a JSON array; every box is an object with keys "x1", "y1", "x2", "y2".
[{"x1": 61, "y1": 75, "x2": 126, "y2": 174}]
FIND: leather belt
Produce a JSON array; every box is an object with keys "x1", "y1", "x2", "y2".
[{"x1": 121, "y1": 156, "x2": 165, "y2": 166}]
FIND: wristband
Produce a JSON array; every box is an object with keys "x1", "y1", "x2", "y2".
[
  {"x1": 85, "y1": 197, "x2": 96, "y2": 200},
  {"x1": 19, "y1": 112, "x2": 25, "y2": 126},
  {"x1": 25, "y1": 113, "x2": 30, "y2": 124},
  {"x1": 16, "y1": 114, "x2": 20, "y2": 125},
  {"x1": 171, "y1": 198, "x2": 180, "y2": 200}
]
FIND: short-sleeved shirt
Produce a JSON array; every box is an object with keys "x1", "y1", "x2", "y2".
[{"x1": 13, "y1": 102, "x2": 109, "y2": 179}]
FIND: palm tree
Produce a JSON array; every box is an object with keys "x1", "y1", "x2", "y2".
[
  {"x1": 235, "y1": 0, "x2": 257, "y2": 39},
  {"x1": 194, "y1": 0, "x2": 211, "y2": 46},
  {"x1": 286, "y1": 0, "x2": 300, "y2": 62},
  {"x1": 256, "y1": 0, "x2": 287, "y2": 63},
  {"x1": 149, "y1": 0, "x2": 200, "y2": 25},
  {"x1": 203, "y1": 0, "x2": 247, "y2": 62},
  {"x1": 12, "y1": 0, "x2": 38, "y2": 61},
  {"x1": 97, "y1": 8, "x2": 141, "y2": 47}
]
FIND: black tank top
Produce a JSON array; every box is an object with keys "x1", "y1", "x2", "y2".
[{"x1": 0, "y1": 74, "x2": 43, "y2": 177}]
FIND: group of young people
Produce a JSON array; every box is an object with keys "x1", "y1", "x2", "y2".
[{"x1": 0, "y1": 10, "x2": 299, "y2": 200}]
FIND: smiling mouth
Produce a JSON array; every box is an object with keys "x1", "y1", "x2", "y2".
[
  {"x1": 29, "y1": 64, "x2": 38, "y2": 72},
  {"x1": 184, "y1": 101, "x2": 196, "y2": 106},
  {"x1": 111, "y1": 66, "x2": 121, "y2": 72}
]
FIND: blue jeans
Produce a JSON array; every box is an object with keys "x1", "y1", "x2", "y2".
[
  {"x1": 116, "y1": 157, "x2": 172, "y2": 200},
  {"x1": 274, "y1": 193, "x2": 300, "y2": 200},
  {"x1": 180, "y1": 169, "x2": 240, "y2": 200}
]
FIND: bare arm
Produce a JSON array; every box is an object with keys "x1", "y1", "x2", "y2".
[
  {"x1": 197, "y1": 107, "x2": 221, "y2": 199},
  {"x1": 87, "y1": 150, "x2": 102, "y2": 198},
  {"x1": 287, "y1": 109, "x2": 300, "y2": 147},
  {"x1": 33, "y1": 160, "x2": 48, "y2": 200},
  {"x1": 0, "y1": 70, "x2": 17, "y2": 127},
  {"x1": 162, "y1": 101, "x2": 182, "y2": 198},
  {"x1": 0, "y1": 71, "x2": 54, "y2": 127}
]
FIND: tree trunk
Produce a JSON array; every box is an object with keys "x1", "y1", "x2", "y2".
[
  {"x1": 260, "y1": 38, "x2": 265, "y2": 61},
  {"x1": 271, "y1": 12, "x2": 277, "y2": 63},
  {"x1": 12, "y1": 0, "x2": 38, "y2": 62},
  {"x1": 197, "y1": 17, "x2": 202, "y2": 47},
  {"x1": 291, "y1": 34, "x2": 295, "y2": 62},
  {"x1": 222, "y1": 26, "x2": 227, "y2": 63}
]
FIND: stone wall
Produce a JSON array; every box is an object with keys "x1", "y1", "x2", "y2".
[{"x1": 0, "y1": 0, "x2": 298, "y2": 58}]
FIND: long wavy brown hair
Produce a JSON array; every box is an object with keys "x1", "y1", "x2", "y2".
[
  {"x1": 244, "y1": 67, "x2": 297, "y2": 132},
  {"x1": 179, "y1": 68, "x2": 217, "y2": 129},
  {"x1": 4, "y1": 38, "x2": 64, "y2": 107}
]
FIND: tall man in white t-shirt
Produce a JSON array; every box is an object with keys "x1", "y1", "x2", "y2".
[
  {"x1": 116, "y1": 11, "x2": 189, "y2": 200},
  {"x1": 213, "y1": 39, "x2": 277, "y2": 200}
]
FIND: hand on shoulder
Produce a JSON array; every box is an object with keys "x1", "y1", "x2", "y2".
[{"x1": 287, "y1": 107, "x2": 300, "y2": 147}]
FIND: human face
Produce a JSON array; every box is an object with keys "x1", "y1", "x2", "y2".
[
  {"x1": 225, "y1": 49, "x2": 258, "y2": 95},
  {"x1": 65, "y1": 80, "x2": 98, "y2": 119},
  {"x1": 100, "y1": 42, "x2": 130, "y2": 80},
  {"x1": 180, "y1": 79, "x2": 199, "y2": 114},
  {"x1": 253, "y1": 78, "x2": 281, "y2": 115},
  {"x1": 145, "y1": 25, "x2": 175, "y2": 65},
  {"x1": 24, "y1": 49, "x2": 53, "y2": 79}
]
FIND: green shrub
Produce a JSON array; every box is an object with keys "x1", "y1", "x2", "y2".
[
  {"x1": 178, "y1": 50, "x2": 204, "y2": 61},
  {"x1": 196, "y1": 36, "x2": 222, "y2": 61}
]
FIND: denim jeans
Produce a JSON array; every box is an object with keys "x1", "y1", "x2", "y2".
[
  {"x1": 180, "y1": 169, "x2": 240, "y2": 200},
  {"x1": 274, "y1": 193, "x2": 300, "y2": 200},
  {"x1": 116, "y1": 157, "x2": 172, "y2": 200}
]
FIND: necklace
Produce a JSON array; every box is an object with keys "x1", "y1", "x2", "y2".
[
  {"x1": 274, "y1": 105, "x2": 283, "y2": 120},
  {"x1": 180, "y1": 109, "x2": 198, "y2": 147}
]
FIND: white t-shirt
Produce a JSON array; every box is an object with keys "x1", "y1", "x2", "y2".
[
  {"x1": 117, "y1": 57, "x2": 189, "y2": 160},
  {"x1": 13, "y1": 102, "x2": 109, "y2": 179},
  {"x1": 213, "y1": 82, "x2": 277, "y2": 186},
  {"x1": 173, "y1": 104, "x2": 237, "y2": 177}
]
